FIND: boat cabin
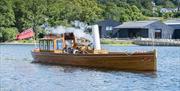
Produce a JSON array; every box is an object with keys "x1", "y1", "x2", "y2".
[
  {"x1": 34, "y1": 32, "x2": 108, "y2": 54},
  {"x1": 36, "y1": 32, "x2": 91, "y2": 53},
  {"x1": 39, "y1": 38, "x2": 63, "y2": 52},
  {"x1": 37, "y1": 33, "x2": 76, "y2": 53}
]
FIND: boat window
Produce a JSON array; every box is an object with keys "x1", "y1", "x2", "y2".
[
  {"x1": 39, "y1": 40, "x2": 54, "y2": 51},
  {"x1": 44, "y1": 40, "x2": 48, "y2": 50},
  {"x1": 49, "y1": 40, "x2": 54, "y2": 50},
  {"x1": 56, "y1": 40, "x2": 63, "y2": 50},
  {"x1": 39, "y1": 40, "x2": 44, "y2": 50},
  {"x1": 47, "y1": 40, "x2": 49, "y2": 50},
  {"x1": 65, "y1": 40, "x2": 73, "y2": 48}
]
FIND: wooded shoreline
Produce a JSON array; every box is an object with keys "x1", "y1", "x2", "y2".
[{"x1": 1, "y1": 38, "x2": 180, "y2": 46}]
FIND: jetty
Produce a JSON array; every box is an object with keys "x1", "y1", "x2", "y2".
[
  {"x1": 134, "y1": 38, "x2": 180, "y2": 46},
  {"x1": 102, "y1": 38, "x2": 180, "y2": 46}
]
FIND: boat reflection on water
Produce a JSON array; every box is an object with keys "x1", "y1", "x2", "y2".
[{"x1": 33, "y1": 63, "x2": 157, "y2": 78}]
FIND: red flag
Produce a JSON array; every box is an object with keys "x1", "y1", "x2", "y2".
[{"x1": 16, "y1": 28, "x2": 34, "y2": 40}]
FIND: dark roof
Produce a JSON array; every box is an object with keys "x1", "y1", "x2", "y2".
[
  {"x1": 115, "y1": 20, "x2": 158, "y2": 29},
  {"x1": 164, "y1": 19, "x2": 180, "y2": 25},
  {"x1": 96, "y1": 19, "x2": 121, "y2": 26}
]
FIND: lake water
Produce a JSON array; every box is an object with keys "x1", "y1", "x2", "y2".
[{"x1": 0, "y1": 44, "x2": 180, "y2": 91}]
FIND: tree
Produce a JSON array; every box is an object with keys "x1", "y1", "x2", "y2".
[
  {"x1": 101, "y1": 2, "x2": 146, "y2": 22},
  {"x1": 164, "y1": 1, "x2": 176, "y2": 8},
  {"x1": 127, "y1": 0, "x2": 142, "y2": 9},
  {"x1": 174, "y1": 11, "x2": 180, "y2": 17},
  {"x1": 130, "y1": 5, "x2": 146, "y2": 20},
  {"x1": 45, "y1": 0, "x2": 67, "y2": 26},
  {"x1": 13, "y1": 0, "x2": 47, "y2": 30},
  {"x1": 163, "y1": 12, "x2": 174, "y2": 19},
  {"x1": 0, "y1": 28, "x2": 18, "y2": 42},
  {"x1": 0, "y1": 0, "x2": 15, "y2": 27},
  {"x1": 61, "y1": 0, "x2": 102, "y2": 23},
  {"x1": 13, "y1": 0, "x2": 47, "y2": 39},
  {"x1": 154, "y1": 0, "x2": 176, "y2": 8},
  {"x1": 13, "y1": 0, "x2": 28, "y2": 31}
]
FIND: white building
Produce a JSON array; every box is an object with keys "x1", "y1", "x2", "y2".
[{"x1": 160, "y1": 8, "x2": 178, "y2": 13}]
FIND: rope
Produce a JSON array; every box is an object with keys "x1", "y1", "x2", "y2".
[{"x1": 123, "y1": 50, "x2": 134, "y2": 56}]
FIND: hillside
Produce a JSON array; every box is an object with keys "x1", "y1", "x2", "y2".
[
  {"x1": 0, "y1": 0, "x2": 179, "y2": 42},
  {"x1": 98, "y1": 0, "x2": 179, "y2": 17}
]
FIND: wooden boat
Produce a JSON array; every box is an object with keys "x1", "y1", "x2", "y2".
[
  {"x1": 32, "y1": 51, "x2": 156, "y2": 71},
  {"x1": 31, "y1": 31, "x2": 157, "y2": 71}
]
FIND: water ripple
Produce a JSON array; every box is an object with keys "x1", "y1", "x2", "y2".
[{"x1": 0, "y1": 45, "x2": 180, "y2": 91}]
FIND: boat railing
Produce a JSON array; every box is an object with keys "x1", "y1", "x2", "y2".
[{"x1": 32, "y1": 48, "x2": 64, "y2": 53}]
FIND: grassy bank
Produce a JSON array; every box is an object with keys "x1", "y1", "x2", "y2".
[
  {"x1": 0, "y1": 39, "x2": 38, "y2": 45},
  {"x1": 101, "y1": 39, "x2": 136, "y2": 46},
  {"x1": 1, "y1": 39, "x2": 136, "y2": 46},
  {"x1": 15, "y1": 39, "x2": 37, "y2": 43}
]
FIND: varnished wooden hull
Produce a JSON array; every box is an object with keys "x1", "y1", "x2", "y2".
[{"x1": 31, "y1": 51, "x2": 157, "y2": 71}]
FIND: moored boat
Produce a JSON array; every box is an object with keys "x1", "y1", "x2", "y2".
[{"x1": 31, "y1": 25, "x2": 157, "y2": 71}]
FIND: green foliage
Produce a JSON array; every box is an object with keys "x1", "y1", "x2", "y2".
[
  {"x1": 17, "y1": 39, "x2": 35, "y2": 43},
  {"x1": 13, "y1": 0, "x2": 46, "y2": 31},
  {"x1": 36, "y1": 26, "x2": 47, "y2": 38},
  {"x1": 62, "y1": 0, "x2": 102, "y2": 23},
  {"x1": 101, "y1": 2, "x2": 146, "y2": 22},
  {"x1": 174, "y1": 11, "x2": 180, "y2": 18},
  {"x1": 0, "y1": 0, "x2": 15, "y2": 27},
  {"x1": 141, "y1": 0, "x2": 153, "y2": 10},
  {"x1": 101, "y1": 39, "x2": 134, "y2": 46},
  {"x1": 164, "y1": 1, "x2": 176, "y2": 8},
  {"x1": 154, "y1": 0, "x2": 177, "y2": 8},
  {"x1": 163, "y1": 12, "x2": 174, "y2": 19},
  {"x1": 44, "y1": 0, "x2": 102, "y2": 26},
  {"x1": 45, "y1": 0, "x2": 66, "y2": 26},
  {"x1": 0, "y1": 28, "x2": 18, "y2": 42},
  {"x1": 0, "y1": 0, "x2": 179, "y2": 42}
]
